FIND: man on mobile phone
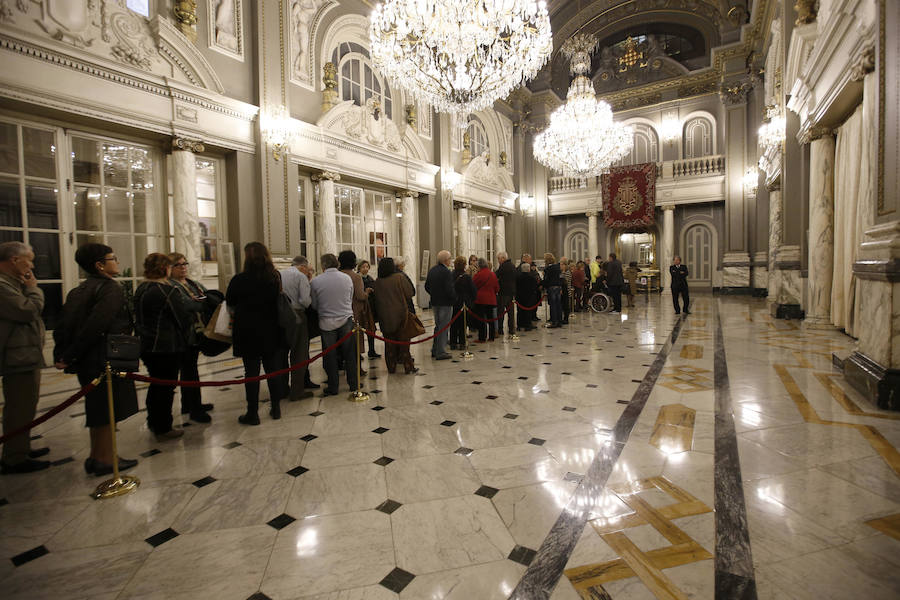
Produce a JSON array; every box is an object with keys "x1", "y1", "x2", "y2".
[{"x1": 0, "y1": 242, "x2": 50, "y2": 474}]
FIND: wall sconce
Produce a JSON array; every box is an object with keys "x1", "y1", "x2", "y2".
[
  {"x1": 660, "y1": 118, "x2": 680, "y2": 145},
  {"x1": 743, "y1": 166, "x2": 759, "y2": 196},
  {"x1": 519, "y1": 194, "x2": 535, "y2": 215},
  {"x1": 261, "y1": 105, "x2": 296, "y2": 161},
  {"x1": 758, "y1": 105, "x2": 785, "y2": 150},
  {"x1": 441, "y1": 167, "x2": 461, "y2": 192}
]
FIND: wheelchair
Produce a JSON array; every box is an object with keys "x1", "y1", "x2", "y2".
[{"x1": 587, "y1": 281, "x2": 614, "y2": 313}]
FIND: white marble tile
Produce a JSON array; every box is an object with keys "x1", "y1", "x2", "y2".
[
  {"x1": 385, "y1": 453, "x2": 481, "y2": 504},
  {"x1": 392, "y1": 496, "x2": 516, "y2": 574},
  {"x1": 740, "y1": 422, "x2": 878, "y2": 468},
  {"x1": 380, "y1": 425, "x2": 461, "y2": 459},
  {"x1": 452, "y1": 418, "x2": 532, "y2": 450},
  {"x1": 262, "y1": 511, "x2": 394, "y2": 598},
  {"x1": 492, "y1": 481, "x2": 577, "y2": 549},
  {"x1": 174, "y1": 473, "x2": 293, "y2": 534},
  {"x1": 212, "y1": 438, "x2": 306, "y2": 479},
  {"x1": 286, "y1": 463, "x2": 386, "y2": 518},
  {"x1": 236, "y1": 415, "x2": 316, "y2": 442},
  {"x1": 468, "y1": 444, "x2": 567, "y2": 489},
  {"x1": 300, "y1": 432, "x2": 384, "y2": 470},
  {"x1": 121, "y1": 525, "x2": 276, "y2": 600},
  {"x1": 293, "y1": 585, "x2": 399, "y2": 600},
  {"x1": 0, "y1": 497, "x2": 89, "y2": 556},
  {"x1": 311, "y1": 409, "x2": 381, "y2": 436},
  {"x1": 398, "y1": 559, "x2": 524, "y2": 599},
  {"x1": 127, "y1": 446, "x2": 228, "y2": 484}
]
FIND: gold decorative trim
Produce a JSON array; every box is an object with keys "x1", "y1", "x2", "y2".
[{"x1": 172, "y1": 137, "x2": 205, "y2": 152}]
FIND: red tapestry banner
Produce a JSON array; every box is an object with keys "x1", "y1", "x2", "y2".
[{"x1": 601, "y1": 162, "x2": 657, "y2": 228}]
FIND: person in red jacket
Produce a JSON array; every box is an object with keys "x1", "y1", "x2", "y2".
[{"x1": 472, "y1": 258, "x2": 499, "y2": 342}]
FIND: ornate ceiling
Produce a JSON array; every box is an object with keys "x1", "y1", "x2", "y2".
[{"x1": 533, "y1": 0, "x2": 751, "y2": 97}]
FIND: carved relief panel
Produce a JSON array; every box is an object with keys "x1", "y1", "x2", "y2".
[
  {"x1": 290, "y1": 0, "x2": 337, "y2": 90},
  {"x1": 207, "y1": 0, "x2": 243, "y2": 60}
]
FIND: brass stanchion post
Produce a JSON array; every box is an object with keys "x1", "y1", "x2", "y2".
[
  {"x1": 348, "y1": 322, "x2": 370, "y2": 403},
  {"x1": 461, "y1": 308, "x2": 473, "y2": 359},
  {"x1": 92, "y1": 362, "x2": 140, "y2": 500}
]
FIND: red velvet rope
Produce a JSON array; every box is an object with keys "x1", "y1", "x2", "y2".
[
  {"x1": 365, "y1": 308, "x2": 463, "y2": 345},
  {"x1": 465, "y1": 302, "x2": 515, "y2": 323},
  {"x1": 514, "y1": 297, "x2": 546, "y2": 312},
  {"x1": 126, "y1": 329, "x2": 355, "y2": 387},
  {"x1": 0, "y1": 379, "x2": 99, "y2": 445}
]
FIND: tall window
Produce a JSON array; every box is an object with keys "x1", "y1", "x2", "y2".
[
  {"x1": 468, "y1": 209, "x2": 493, "y2": 265},
  {"x1": 126, "y1": 0, "x2": 150, "y2": 17},
  {"x1": 332, "y1": 42, "x2": 393, "y2": 118},
  {"x1": 298, "y1": 178, "x2": 310, "y2": 260},
  {"x1": 683, "y1": 117, "x2": 713, "y2": 158},
  {"x1": 0, "y1": 120, "x2": 63, "y2": 326},
  {"x1": 335, "y1": 184, "x2": 365, "y2": 254},
  {"x1": 365, "y1": 191, "x2": 400, "y2": 265},
  {"x1": 566, "y1": 231, "x2": 588, "y2": 262},
  {"x1": 618, "y1": 124, "x2": 659, "y2": 166},
  {"x1": 73, "y1": 136, "x2": 163, "y2": 289},
  {"x1": 467, "y1": 117, "x2": 489, "y2": 158},
  {"x1": 195, "y1": 159, "x2": 218, "y2": 263}
]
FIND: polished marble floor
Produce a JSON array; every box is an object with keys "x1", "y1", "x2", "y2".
[{"x1": 1, "y1": 295, "x2": 899, "y2": 599}]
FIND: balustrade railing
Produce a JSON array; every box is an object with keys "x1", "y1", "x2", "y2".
[{"x1": 548, "y1": 155, "x2": 726, "y2": 192}]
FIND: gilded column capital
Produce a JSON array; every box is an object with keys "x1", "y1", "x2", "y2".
[
  {"x1": 585, "y1": 210, "x2": 597, "y2": 218},
  {"x1": 454, "y1": 201, "x2": 470, "y2": 210},
  {"x1": 660, "y1": 204, "x2": 676, "y2": 211},
  {"x1": 172, "y1": 137, "x2": 204, "y2": 152},
  {"x1": 396, "y1": 189, "x2": 419, "y2": 199},
  {"x1": 312, "y1": 171, "x2": 341, "y2": 182},
  {"x1": 718, "y1": 79, "x2": 753, "y2": 106}
]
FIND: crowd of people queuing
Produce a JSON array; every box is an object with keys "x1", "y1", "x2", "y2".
[{"x1": 0, "y1": 239, "x2": 686, "y2": 476}]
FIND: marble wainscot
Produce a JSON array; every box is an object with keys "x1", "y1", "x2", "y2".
[
  {"x1": 721, "y1": 252, "x2": 752, "y2": 293},
  {"x1": 751, "y1": 251, "x2": 769, "y2": 297},
  {"x1": 771, "y1": 245, "x2": 804, "y2": 319}
]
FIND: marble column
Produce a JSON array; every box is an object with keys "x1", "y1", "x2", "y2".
[
  {"x1": 586, "y1": 211, "x2": 598, "y2": 260},
  {"x1": 767, "y1": 181, "x2": 783, "y2": 302},
  {"x1": 456, "y1": 202, "x2": 469, "y2": 257},
  {"x1": 312, "y1": 171, "x2": 340, "y2": 260},
  {"x1": 661, "y1": 204, "x2": 675, "y2": 289},
  {"x1": 401, "y1": 190, "x2": 419, "y2": 283},
  {"x1": 805, "y1": 131, "x2": 835, "y2": 328},
  {"x1": 171, "y1": 137, "x2": 205, "y2": 280},
  {"x1": 494, "y1": 213, "x2": 507, "y2": 255}
]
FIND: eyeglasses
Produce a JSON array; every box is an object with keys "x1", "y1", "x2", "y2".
[
  {"x1": 102, "y1": 256, "x2": 118, "y2": 262},
  {"x1": 173, "y1": 262, "x2": 189, "y2": 267}
]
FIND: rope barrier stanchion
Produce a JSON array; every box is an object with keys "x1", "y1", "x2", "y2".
[
  {"x1": 461, "y1": 306, "x2": 473, "y2": 359},
  {"x1": 92, "y1": 362, "x2": 139, "y2": 500},
  {"x1": 348, "y1": 320, "x2": 369, "y2": 403}
]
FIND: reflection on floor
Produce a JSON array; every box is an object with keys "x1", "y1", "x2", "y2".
[{"x1": 0, "y1": 295, "x2": 898, "y2": 600}]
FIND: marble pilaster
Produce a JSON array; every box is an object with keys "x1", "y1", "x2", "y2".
[
  {"x1": 751, "y1": 251, "x2": 768, "y2": 291},
  {"x1": 401, "y1": 191, "x2": 419, "y2": 283},
  {"x1": 494, "y1": 213, "x2": 506, "y2": 256},
  {"x1": 586, "y1": 211, "x2": 598, "y2": 260},
  {"x1": 171, "y1": 138, "x2": 204, "y2": 280},
  {"x1": 456, "y1": 203, "x2": 470, "y2": 257},
  {"x1": 767, "y1": 184, "x2": 783, "y2": 302},
  {"x1": 313, "y1": 171, "x2": 340, "y2": 259},
  {"x1": 660, "y1": 205, "x2": 674, "y2": 289},
  {"x1": 805, "y1": 133, "x2": 836, "y2": 328}
]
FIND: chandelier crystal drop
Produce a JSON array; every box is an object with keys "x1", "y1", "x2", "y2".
[
  {"x1": 369, "y1": 0, "x2": 552, "y2": 119},
  {"x1": 533, "y1": 34, "x2": 633, "y2": 179}
]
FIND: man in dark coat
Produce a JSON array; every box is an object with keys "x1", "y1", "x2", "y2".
[
  {"x1": 495, "y1": 251, "x2": 517, "y2": 335},
  {"x1": 425, "y1": 250, "x2": 456, "y2": 360},
  {"x1": 670, "y1": 256, "x2": 690, "y2": 314},
  {"x1": 605, "y1": 252, "x2": 625, "y2": 312}
]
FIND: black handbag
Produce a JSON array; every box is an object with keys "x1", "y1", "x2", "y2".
[
  {"x1": 306, "y1": 306, "x2": 321, "y2": 339},
  {"x1": 106, "y1": 334, "x2": 141, "y2": 372},
  {"x1": 277, "y1": 292, "x2": 298, "y2": 347}
]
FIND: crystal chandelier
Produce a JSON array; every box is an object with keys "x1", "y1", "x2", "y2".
[
  {"x1": 533, "y1": 34, "x2": 633, "y2": 179},
  {"x1": 758, "y1": 105, "x2": 785, "y2": 150},
  {"x1": 369, "y1": 0, "x2": 552, "y2": 119}
]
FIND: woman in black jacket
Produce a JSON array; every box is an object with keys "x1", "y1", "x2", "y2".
[
  {"x1": 358, "y1": 260, "x2": 380, "y2": 358},
  {"x1": 516, "y1": 263, "x2": 540, "y2": 331},
  {"x1": 226, "y1": 242, "x2": 288, "y2": 425},
  {"x1": 135, "y1": 253, "x2": 190, "y2": 441},
  {"x1": 450, "y1": 255, "x2": 476, "y2": 350},
  {"x1": 53, "y1": 243, "x2": 139, "y2": 477}
]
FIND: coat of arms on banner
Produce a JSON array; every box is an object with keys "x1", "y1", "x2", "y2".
[{"x1": 601, "y1": 163, "x2": 657, "y2": 228}]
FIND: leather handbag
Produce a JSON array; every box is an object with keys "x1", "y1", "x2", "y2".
[
  {"x1": 399, "y1": 311, "x2": 426, "y2": 339},
  {"x1": 106, "y1": 333, "x2": 141, "y2": 372}
]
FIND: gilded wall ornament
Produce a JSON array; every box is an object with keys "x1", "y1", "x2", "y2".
[
  {"x1": 794, "y1": 0, "x2": 817, "y2": 25},
  {"x1": 718, "y1": 80, "x2": 753, "y2": 105},
  {"x1": 174, "y1": 0, "x2": 198, "y2": 42}
]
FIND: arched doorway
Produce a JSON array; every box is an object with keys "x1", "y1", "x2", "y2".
[
  {"x1": 564, "y1": 229, "x2": 589, "y2": 261},
  {"x1": 683, "y1": 223, "x2": 713, "y2": 288}
]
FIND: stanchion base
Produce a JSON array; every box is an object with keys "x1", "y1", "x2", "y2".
[
  {"x1": 92, "y1": 475, "x2": 140, "y2": 500},
  {"x1": 509, "y1": 335, "x2": 520, "y2": 342},
  {"x1": 461, "y1": 351, "x2": 474, "y2": 359},
  {"x1": 348, "y1": 391, "x2": 370, "y2": 403}
]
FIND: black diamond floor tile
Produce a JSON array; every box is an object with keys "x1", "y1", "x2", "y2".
[
  {"x1": 309, "y1": 410, "x2": 325, "y2": 417},
  {"x1": 246, "y1": 592, "x2": 272, "y2": 600},
  {"x1": 372, "y1": 427, "x2": 389, "y2": 434},
  {"x1": 11, "y1": 545, "x2": 48, "y2": 567},
  {"x1": 422, "y1": 385, "x2": 435, "y2": 389},
  {"x1": 51, "y1": 456, "x2": 74, "y2": 466},
  {"x1": 192, "y1": 476, "x2": 216, "y2": 488},
  {"x1": 508, "y1": 544, "x2": 538, "y2": 566},
  {"x1": 379, "y1": 567, "x2": 416, "y2": 593},
  {"x1": 502, "y1": 365, "x2": 512, "y2": 369},
  {"x1": 145, "y1": 528, "x2": 179, "y2": 547},
  {"x1": 454, "y1": 447, "x2": 474, "y2": 456},
  {"x1": 374, "y1": 456, "x2": 394, "y2": 466},
  {"x1": 474, "y1": 485, "x2": 499, "y2": 499},
  {"x1": 370, "y1": 389, "x2": 382, "y2": 394},
  {"x1": 485, "y1": 395, "x2": 498, "y2": 399},
  {"x1": 375, "y1": 499, "x2": 402, "y2": 514},
  {"x1": 586, "y1": 384, "x2": 598, "y2": 388},
  {"x1": 528, "y1": 438, "x2": 546, "y2": 446},
  {"x1": 286, "y1": 465, "x2": 309, "y2": 477},
  {"x1": 518, "y1": 376, "x2": 528, "y2": 380},
  {"x1": 562, "y1": 406, "x2": 576, "y2": 412},
  {"x1": 222, "y1": 441, "x2": 242, "y2": 449},
  {"x1": 430, "y1": 400, "x2": 443, "y2": 405},
  {"x1": 267, "y1": 513, "x2": 296, "y2": 530},
  {"x1": 471, "y1": 381, "x2": 482, "y2": 385},
  {"x1": 140, "y1": 448, "x2": 161, "y2": 458},
  {"x1": 460, "y1": 369, "x2": 470, "y2": 373},
  {"x1": 617, "y1": 399, "x2": 630, "y2": 404},
  {"x1": 631, "y1": 379, "x2": 643, "y2": 383},
  {"x1": 300, "y1": 434, "x2": 317, "y2": 442},
  {"x1": 372, "y1": 405, "x2": 385, "y2": 411},
  {"x1": 440, "y1": 420, "x2": 456, "y2": 427},
  {"x1": 504, "y1": 413, "x2": 518, "y2": 419}
]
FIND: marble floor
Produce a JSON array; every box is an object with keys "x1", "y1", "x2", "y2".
[{"x1": 1, "y1": 295, "x2": 898, "y2": 600}]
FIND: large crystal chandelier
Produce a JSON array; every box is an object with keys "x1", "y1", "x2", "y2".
[
  {"x1": 533, "y1": 34, "x2": 633, "y2": 178},
  {"x1": 369, "y1": 0, "x2": 552, "y2": 119}
]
